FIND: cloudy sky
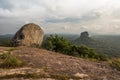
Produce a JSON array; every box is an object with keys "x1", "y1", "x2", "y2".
[{"x1": 0, "y1": 0, "x2": 120, "y2": 35}]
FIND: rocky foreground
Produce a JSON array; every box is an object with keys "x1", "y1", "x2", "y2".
[{"x1": 0, "y1": 46, "x2": 120, "y2": 80}]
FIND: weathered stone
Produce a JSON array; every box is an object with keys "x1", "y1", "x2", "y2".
[{"x1": 11, "y1": 23, "x2": 44, "y2": 47}]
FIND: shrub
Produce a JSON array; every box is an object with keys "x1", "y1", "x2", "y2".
[
  {"x1": 0, "y1": 53, "x2": 25, "y2": 68},
  {"x1": 43, "y1": 35, "x2": 72, "y2": 54},
  {"x1": 95, "y1": 53, "x2": 109, "y2": 61},
  {"x1": 110, "y1": 58, "x2": 120, "y2": 71}
]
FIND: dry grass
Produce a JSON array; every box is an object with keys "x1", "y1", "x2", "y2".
[{"x1": 0, "y1": 53, "x2": 26, "y2": 68}]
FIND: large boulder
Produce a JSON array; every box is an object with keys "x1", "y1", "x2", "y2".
[{"x1": 11, "y1": 23, "x2": 44, "y2": 47}]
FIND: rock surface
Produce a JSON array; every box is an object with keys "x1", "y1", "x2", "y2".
[
  {"x1": 0, "y1": 46, "x2": 120, "y2": 80},
  {"x1": 11, "y1": 23, "x2": 44, "y2": 47},
  {"x1": 74, "y1": 73, "x2": 88, "y2": 78}
]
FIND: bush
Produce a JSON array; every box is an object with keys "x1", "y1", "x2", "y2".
[
  {"x1": 77, "y1": 45, "x2": 96, "y2": 58},
  {"x1": 95, "y1": 53, "x2": 109, "y2": 61},
  {"x1": 43, "y1": 35, "x2": 72, "y2": 54},
  {"x1": 110, "y1": 58, "x2": 120, "y2": 71},
  {"x1": 0, "y1": 53, "x2": 25, "y2": 68}
]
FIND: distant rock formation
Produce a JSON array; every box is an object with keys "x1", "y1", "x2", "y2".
[
  {"x1": 79, "y1": 31, "x2": 91, "y2": 43},
  {"x1": 11, "y1": 23, "x2": 44, "y2": 47},
  {"x1": 73, "y1": 31, "x2": 94, "y2": 45},
  {"x1": 80, "y1": 31, "x2": 89, "y2": 38}
]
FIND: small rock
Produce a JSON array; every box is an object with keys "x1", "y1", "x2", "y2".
[{"x1": 74, "y1": 72, "x2": 88, "y2": 79}]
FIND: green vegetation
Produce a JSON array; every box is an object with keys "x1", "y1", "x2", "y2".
[
  {"x1": 43, "y1": 35, "x2": 72, "y2": 54},
  {"x1": 0, "y1": 35, "x2": 12, "y2": 47},
  {"x1": 43, "y1": 34, "x2": 120, "y2": 58},
  {"x1": 95, "y1": 53, "x2": 109, "y2": 61},
  {"x1": 0, "y1": 53, "x2": 25, "y2": 68},
  {"x1": 110, "y1": 58, "x2": 120, "y2": 71},
  {"x1": 42, "y1": 35, "x2": 109, "y2": 61},
  {"x1": 0, "y1": 40, "x2": 11, "y2": 47},
  {"x1": 73, "y1": 35, "x2": 120, "y2": 58}
]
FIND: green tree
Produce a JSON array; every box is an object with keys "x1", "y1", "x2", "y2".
[{"x1": 42, "y1": 35, "x2": 72, "y2": 54}]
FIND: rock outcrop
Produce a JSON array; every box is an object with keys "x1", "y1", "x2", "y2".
[
  {"x1": 73, "y1": 31, "x2": 94, "y2": 45},
  {"x1": 11, "y1": 23, "x2": 44, "y2": 47},
  {"x1": 80, "y1": 31, "x2": 89, "y2": 38},
  {"x1": 0, "y1": 46, "x2": 119, "y2": 80}
]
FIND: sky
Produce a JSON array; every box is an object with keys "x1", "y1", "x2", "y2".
[{"x1": 0, "y1": 0, "x2": 120, "y2": 35}]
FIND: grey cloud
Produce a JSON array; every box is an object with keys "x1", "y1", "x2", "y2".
[
  {"x1": 45, "y1": 12, "x2": 98, "y2": 23},
  {"x1": 45, "y1": 17, "x2": 80, "y2": 23},
  {"x1": 81, "y1": 12, "x2": 99, "y2": 20},
  {"x1": 0, "y1": 0, "x2": 13, "y2": 10}
]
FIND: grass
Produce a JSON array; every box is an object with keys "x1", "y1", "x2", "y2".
[
  {"x1": 0, "y1": 53, "x2": 26, "y2": 68},
  {"x1": 6, "y1": 47, "x2": 19, "y2": 52},
  {"x1": 0, "y1": 53, "x2": 10, "y2": 59}
]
